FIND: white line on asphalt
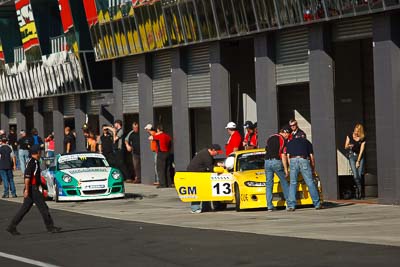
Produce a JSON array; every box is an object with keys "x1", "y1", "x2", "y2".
[{"x1": 0, "y1": 252, "x2": 61, "y2": 267}]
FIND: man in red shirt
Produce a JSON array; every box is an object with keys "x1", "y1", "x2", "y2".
[
  {"x1": 225, "y1": 122, "x2": 243, "y2": 156},
  {"x1": 150, "y1": 125, "x2": 172, "y2": 188}
]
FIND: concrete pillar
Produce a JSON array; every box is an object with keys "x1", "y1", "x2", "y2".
[
  {"x1": 254, "y1": 34, "x2": 278, "y2": 144},
  {"x1": 373, "y1": 14, "x2": 400, "y2": 204},
  {"x1": 112, "y1": 60, "x2": 123, "y2": 121},
  {"x1": 0, "y1": 102, "x2": 8, "y2": 131},
  {"x1": 210, "y1": 42, "x2": 230, "y2": 151},
  {"x1": 33, "y1": 99, "x2": 44, "y2": 138},
  {"x1": 171, "y1": 48, "x2": 190, "y2": 171},
  {"x1": 309, "y1": 24, "x2": 338, "y2": 200},
  {"x1": 138, "y1": 54, "x2": 154, "y2": 184},
  {"x1": 52, "y1": 97, "x2": 64, "y2": 154},
  {"x1": 16, "y1": 101, "x2": 26, "y2": 132},
  {"x1": 74, "y1": 94, "x2": 86, "y2": 152}
]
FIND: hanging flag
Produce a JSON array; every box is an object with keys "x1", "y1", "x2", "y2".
[
  {"x1": 0, "y1": 38, "x2": 4, "y2": 62},
  {"x1": 15, "y1": 0, "x2": 41, "y2": 60}
]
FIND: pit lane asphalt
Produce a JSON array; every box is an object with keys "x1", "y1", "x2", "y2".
[{"x1": 1, "y1": 200, "x2": 400, "y2": 267}]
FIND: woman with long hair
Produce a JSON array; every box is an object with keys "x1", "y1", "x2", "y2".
[{"x1": 344, "y1": 124, "x2": 366, "y2": 199}]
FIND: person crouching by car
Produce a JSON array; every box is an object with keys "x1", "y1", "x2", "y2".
[
  {"x1": 187, "y1": 144, "x2": 223, "y2": 213},
  {"x1": 6, "y1": 145, "x2": 61, "y2": 235}
]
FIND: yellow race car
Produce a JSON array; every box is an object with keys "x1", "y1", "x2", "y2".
[{"x1": 174, "y1": 149, "x2": 323, "y2": 211}]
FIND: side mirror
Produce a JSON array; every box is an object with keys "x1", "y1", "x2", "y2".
[{"x1": 213, "y1": 166, "x2": 225, "y2": 174}]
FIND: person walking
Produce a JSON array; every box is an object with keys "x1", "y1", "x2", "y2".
[
  {"x1": 344, "y1": 123, "x2": 366, "y2": 199},
  {"x1": 187, "y1": 144, "x2": 223, "y2": 213},
  {"x1": 6, "y1": 145, "x2": 61, "y2": 235},
  {"x1": 286, "y1": 137, "x2": 322, "y2": 211},
  {"x1": 0, "y1": 136, "x2": 17, "y2": 198},
  {"x1": 144, "y1": 124, "x2": 159, "y2": 185},
  {"x1": 63, "y1": 126, "x2": 76, "y2": 154},
  {"x1": 150, "y1": 124, "x2": 172, "y2": 188},
  {"x1": 18, "y1": 130, "x2": 30, "y2": 174},
  {"x1": 125, "y1": 122, "x2": 141, "y2": 184},
  {"x1": 264, "y1": 127, "x2": 291, "y2": 212},
  {"x1": 289, "y1": 119, "x2": 307, "y2": 140},
  {"x1": 225, "y1": 122, "x2": 243, "y2": 156},
  {"x1": 98, "y1": 125, "x2": 114, "y2": 163}
]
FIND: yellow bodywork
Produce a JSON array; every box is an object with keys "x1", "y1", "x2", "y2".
[{"x1": 174, "y1": 149, "x2": 323, "y2": 211}]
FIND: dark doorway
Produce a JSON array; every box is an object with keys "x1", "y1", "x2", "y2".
[
  {"x1": 154, "y1": 107, "x2": 173, "y2": 138},
  {"x1": 190, "y1": 107, "x2": 212, "y2": 156},
  {"x1": 333, "y1": 39, "x2": 377, "y2": 199},
  {"x1": 25, "y1": 106, "x2": 34, "y2": 133}
]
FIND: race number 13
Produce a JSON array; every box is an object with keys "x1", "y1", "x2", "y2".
[{"x1": 212, "y1": 182, "x2": 232, "y2": 196}]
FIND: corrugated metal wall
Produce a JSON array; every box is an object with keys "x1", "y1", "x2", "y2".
[
  {"x1": 187, "y1": 45, "x2": 211, "y2": 108},
  {"x1": 121, "y1": 58, "x2": 139, "y2": 113},
  {"x1": 63, "y1": 94, "x2": 75, "y2": 117},
  {"x1": 152, "y1": 51, "x2": 172, "y2": 107},
  {"x1": 8, "y1": 101, "x2": 17, "y2": 124},
  {"x1": 86, "y1": 92, "x2": 100, "y2": 115},
  {"x1": 276, "y1": 27, "x2": 309, "y2": 85},
  {"x1": 333, "y1": 16, "x2": 372, "y2": 42},
  {"x1": 43, "y1": 97, "x2": 54, "y2": 113}
]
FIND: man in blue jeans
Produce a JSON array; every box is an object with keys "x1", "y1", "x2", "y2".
[
  {"x1": 286, "y1": 137, "x2": 321, "y2": 211},
  {"x1": 0, "y1": 136, "x2": 17, "y2": 198},
  {"x1": 264, "y1": 127, "x2": 291, "y2": 211}
]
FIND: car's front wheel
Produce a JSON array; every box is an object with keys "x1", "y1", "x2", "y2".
[{"x1": 234, "y1": 183, "x2": 242, "y2": 212}]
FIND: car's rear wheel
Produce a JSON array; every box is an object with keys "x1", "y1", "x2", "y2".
[{"x1": 234, "y1": 183, "x2": 242, "y2": 212}]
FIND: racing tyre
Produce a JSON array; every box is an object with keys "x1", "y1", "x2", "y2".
[
  {"x1": 212, "y1": 201, "x2": 227, "y2": 211},
  {"x1": 234, "y1": 183, "x2": 242, "y2": 212}
]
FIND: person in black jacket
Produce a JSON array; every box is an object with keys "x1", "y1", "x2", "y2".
[
  {"x1": 6, "y1": 145, "x2": 61, "y2": 235},
  {"x1": 187, "y1": 144, "x2": 222, "y2": 213},
  {"x1": 28, "y1": 128, "x2": 45, "y2": 151}
]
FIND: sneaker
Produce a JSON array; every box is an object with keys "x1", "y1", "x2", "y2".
[
  {"x1": 286, "y1": 207, "x2": 295, "y2": 212},
  {"x1": 267, "y1": 208, "x2": 275, "y2": 212},
  {"x1": 47, "y1": 226, "x2": 62, "y2": 233},
  {"x1": 190, "y1": 209, "x2": 202, "y2": 214},
  {"x1": 12, "y1": 195, "x2": 17, "y2": 198},
  {"x1": 6, "y1": 226, "x2": 20, "y2": 236},
  {"x1": 2, "y1": 195, "x2": 9, "y2": 198}
]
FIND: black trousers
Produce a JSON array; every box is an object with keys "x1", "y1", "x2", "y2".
[
  {"x1": 113, "y1": 150, "x2": 130, "y2": 181},
  {"x1": 10, "y1": 186, "x2": 54, "y2": 229},
  {"x1": 157, "y1": 152, "x2": 170, "y2": 187}
]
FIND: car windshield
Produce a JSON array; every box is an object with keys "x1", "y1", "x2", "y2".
[
  {"x1": 236, "y1": 152, "x2": 265, "y2": 171},
  {"x1": 58, "y1": 155, "x2": 109, "y2": 170}
]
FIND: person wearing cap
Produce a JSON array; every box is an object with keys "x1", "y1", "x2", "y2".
[
  {"x1": 6, "y1": 145, "x2": 61, "y2": 235},
  {"x1": 264, "y1": 127, "x2": 291, "y2": 212},
  {"x1": 144, "y1": 123, "x2": 159, "y2": 185},
  {"x1": 289, "y1": 119, "x2": 306, "y2": 140},
  {"x1": 0, "y1": 136, "x2": 17, "y2": 198},
  {"x1": 225, "y1": 122, "x2": 243, "y2": 156},
  {"x1": 286, "y1": 135, "x2": 321, "y2": 211},
  {"x1": 243, "y1": 121, "x2": 258, "y2": 149},
  {"x1": 187, "y1": 144, "x2": 223, "y2": 213},
  {"x1": 18, "y1": 130, "x2": 31, "y2": 174}
]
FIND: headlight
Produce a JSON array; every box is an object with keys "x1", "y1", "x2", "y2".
[
  {"x1": 244, "y1": 181, "x2": 266, "y2": 187},
  {"x1": 111, "y1": 170, "x2": 121, "y2": 180},
  {"x1": 62, "y1": 174, "x2": 72, "y2": 183}
]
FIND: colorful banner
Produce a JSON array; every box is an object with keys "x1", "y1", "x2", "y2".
[
  {"x1": 58, "y1": 0, "x2": 74, "y2": 33},
  {"x1": 83, "y1": 0, "x2": 98, "y2": 27},
  {"x1": 15, "y1": 0, "x2": 40, "y2": 52},
  {"x1": 0, "y1": 38, "x2": 4, "y2": 62}
]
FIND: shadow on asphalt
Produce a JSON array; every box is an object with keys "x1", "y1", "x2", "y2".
[{"x1": 124, "y1": 193, "x2": 158, "y2": 199}]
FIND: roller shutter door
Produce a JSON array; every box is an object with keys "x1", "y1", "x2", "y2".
[
  {"x1": 43, "y1": 97, "x2": 54, "y2": 113},
  {"x1": 152, "y1": 51, "x2": 172, "y2": 107},
  {"x1": 276, "y1": 27, "x2": 309, "y2": 85},
  {"x1": 63, "y1": 94, "x2": 75, "y2": 117},
  {"x1": 8, "y1": 102, "x2": 17, "y2": 125},
  {"x1": 121, "y1": 57, "x2": 139, "y2": 113},
  {"x1": 86, "y1": 92, "x2": 100, "y2": 115},
  {"x1": 333, "y1": 16, "x2": 372, "y2": 42},
  {"x1": 187, "y1": 45, "x2": 211, "y2": 108}
]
